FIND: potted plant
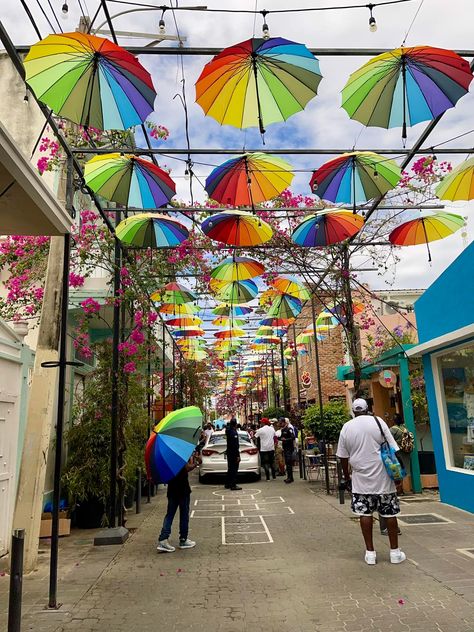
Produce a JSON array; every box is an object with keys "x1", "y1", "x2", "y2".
[{"x1": 302, "y1": 400, "x2": 349, "y2": 447}]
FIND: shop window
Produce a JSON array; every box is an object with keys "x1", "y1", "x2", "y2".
[{"x1": 437, "y1": 342, "x2": 474, "y2": 472}]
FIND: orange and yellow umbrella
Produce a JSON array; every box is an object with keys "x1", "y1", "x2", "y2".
[
  {"x1": 436, "y1": 157, "x2": 474, "y2": 201},
  {"x1": 201, "y1": 211, "x2": 273, "y2": 246}
]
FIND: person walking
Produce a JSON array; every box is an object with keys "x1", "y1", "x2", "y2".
[
  {"x1": 336, "y1": 398, "x2": 406, "y2": 565},
  {"x1": 280, "y1": 417, "x2": 295, "y2": 484},
  {"x1": 255, "y1": 418, "x2": 276, "y2": 481},
  {"x1": 157, "y1": 453, "x2": 199, "y2": 553},
  {"x1": 225, "y1": 417, "x2": 241, "y2": 490}
]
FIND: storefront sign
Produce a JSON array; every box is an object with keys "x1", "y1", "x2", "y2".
[
  {"x1": 378, "y1": 369, "x2": 396, "y2": 388},
  {"x1": 301, "y1": 371, "x2": 312, "y2": 388}
]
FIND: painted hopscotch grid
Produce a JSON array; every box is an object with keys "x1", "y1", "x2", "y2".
[{"x1": 221, "y1": 515, "x2": 274, "y2": 545}]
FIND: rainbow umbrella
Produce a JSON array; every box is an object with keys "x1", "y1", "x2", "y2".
[
  {"x1": 145, "y1": 406, "x2": 202, "y2": 484},
  {"x1": 212, "y1": 316, "x2": 246, "y2": 327},
  {"x1": 84, "y1": 154, "x2": 176, "y2": 209},
  {"x1": 259, "y1": 316, "x2": 294, "y2": 327},
  {"x1": 24, "y1": 32, "x2": 156, "y2": 131},
  {"x1": 436, "y1": 157, "x2": 474, "y2": 201},
  {"x1": 267, "y1": 294, "x2": 302, "y2": 319},
  {"x1": 211, "y1": 256, "x2": 265, "y2": 282},
  {"x1": 256, "y1": 326, "x2": 275, "y2": 336},
  {"x1": 316, "y1": 311, "x2": 339, "y2": 328},
  {"x1": 310, "y1": 152, "x2": 401, "y2": 206},
  {"x1": 152, "y1": 282, "x2": 196, "y2": 304},
  {"x1": 172, "y1": 327, "x2": 205, "y2": 338},
  {"x1": 214, "y1": 329, "x2": 246, "y2": 339},
  {"x1": 165, "y1": 316, "x2": 203, "y2": 327},
  {"x1": 115, "y1": 213, "x2": 188, "y2": 248},
  {"x1": 212, "y1": 304, "x2": 253, "y2": 316},
  {"x1": 270, "y1": 276, "x2": 310, "y2": 301},
  {"x1": 196, "y1": 37, "x2": 322, "y2": 135},
  {"x1": 254, "y1": 336, "x2": 280, "y2": 345},
  {"x1": 389, "y1": 212, "x2": 465, "y2": 262},
  {"x1": 292, "y1": 210, "x2": 364, "y2": 247},
  {"x1": 160, "y1": 303, "x2": 200, "y2": 315},
  {"x1": 210, "y1": 279, "x2": 258, "y2": 304},
  {"x1": 201, "y1": 211, "x2": 273, "y2": 246},
  {"x1": 205, "y1": 153, "x2": 294, "y2": 206},
  {"x1": 342, "y1": 46, "x2": 473, "y2": 140}
]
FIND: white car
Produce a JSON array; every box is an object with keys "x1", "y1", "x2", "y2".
[{"x1": 199, "y1": 430, "x2": 261, "y2": 482}]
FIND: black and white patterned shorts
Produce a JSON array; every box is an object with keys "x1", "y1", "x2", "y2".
[{"x1": 351, "y1": 492, "x2": 400, "y2": 517}]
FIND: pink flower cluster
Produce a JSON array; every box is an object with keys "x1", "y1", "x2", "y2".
[{"x1": 80, "y1": 297, "x2": 101, "y2": 315}]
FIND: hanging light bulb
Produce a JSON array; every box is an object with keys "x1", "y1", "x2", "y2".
[
  {"x1": 262, "y1": 22, "x2": 270, "y2": 39},
  {"x1": 159, "y1": 18, "x2": 166, "y2": 34},
  {"x1": 23, "y1": 88, "x2": 29, "y2": 104},
  {"x1": 184, "y1": 166, "x2": 190, "y2": 181},
  {"x1": 368, "y1": 4, "x2": 377, "y2": 32},
  {"x1": 61, "y1": 1, "x2": 69, "y2": 18}
]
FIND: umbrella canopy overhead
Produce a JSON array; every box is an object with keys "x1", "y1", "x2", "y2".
[
  {"x1": 389, "y1": 212, "x2": 465, "y2": 262},
  {"x1": 212, "y1": 304, "x2": 253, "y2": 316},
  {"x1": 160, "y1": 303, "x2": 200, "y2": 315},
  {"x1": 145, "y1": 406, "x2": 202, "y2": 484},
  {"x1": 195, "y1": 37, "x2": 322, "y2": 135},
  {"x1": 212, "y1": 316, "x2": 246, "y2": 327},
  {"x1": 152, "y1": 282, "x2": 197, "y2": 304},
  {"x1": 310, "y1": 152, "x2": 401, "y2": 205},
  {"x1": 24, "y1": 32, "x2": 156, "y2": 130},
  {"x1": 214, "y1": 328, "x2": 247, "y2": 339},
  {"x1": 205, "y1": 153, "x2": 294, "y2": 206},
  {"x1": 267, "y1": 294, "x2": 302, "y2": 319},
  {"x1": 210, "y1": 278, "x2": 259, "y2": 304},
  {"x1": 115, "y1": 213, "x2": 188, "y2": 248},
  {"x1": 269, "y1": 276, "x2": 310, "y2": 301},
  {"x1": 436, "y1": 157, "x2": 474, "y2": 201},
  {"x1": 172, "y1": 327, "x2": 205, "y2": 338},
  {"x1": 211, "y1": 256, "x2": 265, "y2": 282},
  {"x1": 201, "y1": 210, "x2": 273, "y2": 246},
  {"x1": 84, "y1": 154, "x2": 176, "y2": 209},
  {"x1": 292, "y1": 210, "x2": 364, "y2": 247},
  {"x1": 342, "y1": 46, "x2": 473, "y2": 139},
  {"x1": 165, "y1": 316, "x2": 203, "y2": 327}
]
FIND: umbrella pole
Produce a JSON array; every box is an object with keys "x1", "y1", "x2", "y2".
[
  {"x1": 402, "y1": 55, "x2": 407, "y2": 143},
  {"x1": 421, "y1": 219, "x2": 432, "y2": 263},
  {"x1": 352, "y1": 157, "x2": 357, "y2": 214},
  {"x1": 280, "y1": 335, "x2": 289, "y2": 413},
  {"x1": 293, "y1": 324, "x2": 302, "y2": 411},
  {"x1": 162, "y1": 321, "x2": 166, "y2": 419},
  {"x1": 251, "y1": 53, "x2": 266, "y2": 137},
  {"x1": 271, "y1": 347, "x2": 278, "y2": 408}
]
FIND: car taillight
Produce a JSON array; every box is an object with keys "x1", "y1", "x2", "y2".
[
  {"x1": 242, "y1": 448, "x2": 258, "y2": 455},
  {"x1": 202, "y1": 449, "x2": 218, "y2": 456}
]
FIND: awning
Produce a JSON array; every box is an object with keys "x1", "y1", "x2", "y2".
[
  {"x1": 0, "y1": 123, "x2": 71, "y2": 235},
  {"x1": 337, "y1": 344, "x2": 416, "y2": 381}
]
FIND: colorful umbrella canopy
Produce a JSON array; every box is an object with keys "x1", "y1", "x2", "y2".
[
  {"x1": 210, "y1": 279, "x2": 258, "y2": 304},
  {"x1": 165, "y1": 316, "x2": 203, "y2": 327},
  {"x1": 211, "y1": 256, "x2": 265, "y2": 282},
  {"x1": 214, "y1": 329, "x2": 246, "y2": 339},
  {"x1": 436, "y1": 157, "x2": 474, "y2": 201},
  {"x1": 254, "y1": 336, "x2": 280, "y2": 345},
  {"x1": 389, "y1": 212, "x2": 465, "y2": 261},
  {"x1": 316, "y1": 311, "x2": 339, "y2": 328},
  {"x1": 84, "y1": 154, "x2": 176, "y2": 209},
  {"x1": 160, "y1": 303, "x2": 200, "y2": 315},
  {"x1": 172, "y1": 327, "x2": 205, "y2": 338},
  {"x1": 269, "y1": 276, "x2": 310, "y2": 301},
  {"x1": 24, "y1": 32, "x2": 156, "y2": 131},
  {"x1": 310, "y1": 152, "x2": 401, "y2": 205},
  {"x1": 152, "y1": 282, "x2": 197, "y2": 304},
  {"x1": 267, "y1": 294, "x2": 302, "y2": 319},
  {"x1": 212, "y1": 304, "x2": 253, "y2": 316},
  {"x1": 342, "y1": 46, "x2": 473, "y2": 140},
  {"x1": 212, "y1": 316, "x2": 246, "y2": 327},
  {"x1": 201, "y1": 211, "x2": 273, "y2": 246},
  {"x1": 195, "y1": 37, "x2": 322, "y2": 134},
  {"x1": 259, "y1": 316, "x2": 294, "y2": 327},
  {"x1": 205, "y1": 153, "x2": 294, "y2": 206},
  {"x1": 115, "y1": 213, "x2": 188, "y2": 248},
  {"x1": 145, "y1": 406, "x2": 202, "y2": 484},
  {"x1": 292, "y1": 210, "x2": 364, "y2": 247}
]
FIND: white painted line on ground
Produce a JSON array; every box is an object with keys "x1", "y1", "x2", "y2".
[
  {"x1": 221, "y1": 517, "x2": 225, "y2": 546},
  {"x1": 259, "y1": 516, "x2": 274, "y2": 544},
  {"x1": 456, "y1": 548, "x2": 474, "y2": 560}
]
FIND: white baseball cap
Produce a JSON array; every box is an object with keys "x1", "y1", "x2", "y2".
[{"x1": 352, "y1": 398, "x2": 368, "y2": 412}]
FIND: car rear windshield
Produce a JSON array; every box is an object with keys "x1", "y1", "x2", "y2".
[{"x1": 209, "y1": 433, "x2": 252, "y2": 445}]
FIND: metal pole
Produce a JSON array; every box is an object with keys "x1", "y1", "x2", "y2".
[
  {"x1": 271, "y1": 347, "x2": 278, "y2": 408},
  {"x1": 280, "y1": 335, "x2": 288, "y2": 413},
  {"x1": 337, "y1": 459, "x2": 345, "y2": 505},
  {"x1": 162, "y1": 321, "x2": 166, "y2": 419},
  {"x1": 293, "y1": 325, "x2": 302, "y2": 411},
  {"x1": 109, "y1": 212, "x2": 121, "y2": 528},
  {"x1": 172, "y1": 344, "x2": 176, "y2": 410},
  {"x1": 8, "y1": 529, "x2": 24, "y2": 632},
  {"x1": 135, "y1": 467, "x2": 141, "y2": 514},
  {"x1": 48, "y1": 232, "x2": 71, "y2": 609},
  {"x1": 311, "y1": 296, "x2": 330, "y2": 495}
]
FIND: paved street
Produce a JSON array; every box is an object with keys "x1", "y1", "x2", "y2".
[{"x1": 1, "y1": 475, "x2": 474, "y2": 632}]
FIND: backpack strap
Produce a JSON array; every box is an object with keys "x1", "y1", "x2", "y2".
[{"x1": 373, "y1": 414, "x2": 389, "y2": 446}]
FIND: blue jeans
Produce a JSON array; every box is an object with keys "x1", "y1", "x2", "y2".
[{"x1": 159, "y1": 494, "x2": 190, "y2": 542}]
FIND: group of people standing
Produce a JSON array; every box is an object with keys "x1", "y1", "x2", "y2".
[{"x1": 254, "y1": 417, "x2": 297, "y2": 483}]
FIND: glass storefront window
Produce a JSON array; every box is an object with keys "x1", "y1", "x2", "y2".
[{"x1": 438, "y1": 342, "x2": 474, "y2": 471}]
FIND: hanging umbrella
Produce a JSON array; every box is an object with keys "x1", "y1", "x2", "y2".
[
  {"x1": 172, "y1": 327, "x2": 205, "y2": 338},
  {"x1": 310, "y1": 152, "x2": 401, "y2": 206},
  {"x1": 205, "y1": 153, "x2": 294, "y2": 206},
  {"x1": 115, "y1": 213, "x2": 188, "y2": 248},
  {"x1": 269, "y1": 276, "x2": 310, "y2": 300},
  {"x1": 388, "y1": 212, "x2": 465, "y2": 262},
  {"x1": 211, "y1": 256, "x2": 265, "y2": 282},
  {"x1": 165, "y1": 316, "x2": 203, "y2": 327},
  {"x1": 316, "y1": 311, "x2": 339, "y2": 328},
  {"x1": 267, "y1": 294, "x2": 302, "y2": 319},
  {"x1": 292, "y1": 210, "x2": 364, "y2": 246},
  {"x1": 212, "y1": 316, "x2": 246, "y2": 327},
  {"x1": 436, "y1": 157, "x2": 474, "y2": 201},
  {"x1": 160, "y1": 303, "x2": 200, "y2": 315},
  {"x1": 201, "y1": 211, "x2": 273, "y2": 246},
  {"x1": 259, "y1": 316, "x2": 294, "y2": 327},
  {"x1": 342, "y1": 46, "x2": 473, "y2": 140},
  {"x1": 145, "y1": 406, "x2": 202, "y2": 484},
  {"x1": 256, "y1": 326, "x2": 275, "y2": 336},
  {"x1": 210, "y1": 279, "x2": 258, "y2": 304},
  {"x1": 195, "y1": 37, "x2": 322, "y2": 135},
  {"x1": 152, "y1": 282, "x2": 197, "y2": 304},
  {"x1": 84, "y1": 154, "x2": 176, "y2": 209},
  {"x1": 214, "y1": 329, "x2": 246, "y2": 339},
  {"x1": 254, "y1": 336, "x2": 280, "y2": 345},
  {"x1": 24, "y1": 32, "x2": 156, "y2": 131},
  {"x1": 212, "y1": 304, "x2": 253, "y2": 316}
]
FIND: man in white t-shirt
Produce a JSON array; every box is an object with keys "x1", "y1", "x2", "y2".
[
  {"x1": 203, "y1": 423, "x2": 213, "y2": 442},
  {"x1": 255, "y1": 418, "x2": 276, "y2": 481},
  {"x1": 336, "y1": 398, "x2": 406, "y2": 566}
]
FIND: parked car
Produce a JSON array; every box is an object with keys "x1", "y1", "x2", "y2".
[{"x1": 199, "y1": 430, "x2": 260, "y2": 482}]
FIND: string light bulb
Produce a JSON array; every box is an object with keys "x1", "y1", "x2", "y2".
[
  {"x1": 368, "y1": 4, "x2": 377, "y2": 32},
  {"x1": 262, "y1": 22, "x2": 270, "y2": 39},
  {"x1": 159, "y1": 18, "x2": 166, "y2": 34},
  {"x1": 61, "y1": 1, "x2": 69, "y2": 18}
]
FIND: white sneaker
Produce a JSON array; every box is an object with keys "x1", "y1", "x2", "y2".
[
  {"x1": 179, "y1": 538, "x2": 196, "y2": 549},
  {"x1": 390, "y1": 549, "x2": 406, "y2": 564},
  {"x1": 364, "y1": 550, "x2": 377, "y2": 565},
  {"x1": 157, "y1": 539, "x2": 175, "y2": 553}
]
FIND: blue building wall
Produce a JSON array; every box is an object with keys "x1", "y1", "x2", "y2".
[{"x1": 414, "y1": 240, "x2": 474, "y2": 514}]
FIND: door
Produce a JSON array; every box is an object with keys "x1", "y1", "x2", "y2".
[{"x1": 0, "y1": 398, "x2": 15, "y2": 557}]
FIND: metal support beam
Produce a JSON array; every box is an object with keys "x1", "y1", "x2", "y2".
[{"x1": 71, "y1": 147, "x2": 472, "y2": 155}]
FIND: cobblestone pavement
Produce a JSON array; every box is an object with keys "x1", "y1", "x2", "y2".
[{"x1": 1, "y1": 475, "x2": 474, "y2": 632}]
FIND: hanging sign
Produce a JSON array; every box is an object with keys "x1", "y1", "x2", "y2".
[
  {"x1": 378, "y1": 369, "x2": 397, "y2": 388},
  {"x1": 301, "y1": 371, "x2": 312, "y2": 389}
]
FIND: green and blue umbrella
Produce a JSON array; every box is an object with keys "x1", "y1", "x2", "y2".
[{"x1": 116, "y1": 213, "x2": 188, "y2": 248}]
